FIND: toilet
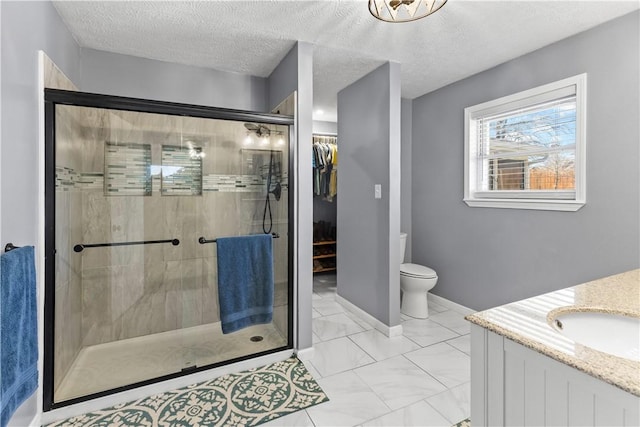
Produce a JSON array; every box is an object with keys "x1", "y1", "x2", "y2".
[{"x1": 400, "y1": 232, "x2": 438, "y2": 319}]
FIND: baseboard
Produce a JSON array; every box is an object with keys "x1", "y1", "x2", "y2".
[
  {"x1": 429, "y1": 293, "x2": 475, "y2": 316},
  {"x1": 8, "y1": 394, "x2": 38, "y2": 427},
  {"x1": 295, "y1": 346, "x2": 315, "y2": 361},
  {"x1": 335, "y1": 294, "x2": 403, "y2": 338}
]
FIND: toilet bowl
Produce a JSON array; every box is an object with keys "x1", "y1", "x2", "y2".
[{"x1": 400, "y1": 233, "x2": 438, "y2": 319}]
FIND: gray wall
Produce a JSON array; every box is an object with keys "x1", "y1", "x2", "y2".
[
  {"x1": 268, "y1": 43, "x2": 299, "y2": 112},
  {"x1": 1, "y1": 0, "x2": 81, "y2": 246},
  {"x1": 80, "y1": 48, "x2": 268, "y2": 112},
  {"x1": 337, "y1": 62, "x2": 401, "y2": 326},
  {"x1": 401, "y1": 98, "x2": 412, "y2": 262},
  {"x1": 313, "y1": 120, "x2": 337, "y2": 135},
  {"x1": 1, "y1": 1, "x2": 82, "y2": 421},
  {"x1": 411, "y1": 11, "x2": 640, "y2": 311},
  {"x1": 267, "y1": 42, "x2": 314, "y2": 351}
]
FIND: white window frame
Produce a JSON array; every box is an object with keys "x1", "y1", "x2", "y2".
[{"x1": 464, "y1": 74, "x2": 587, "y2": 211}]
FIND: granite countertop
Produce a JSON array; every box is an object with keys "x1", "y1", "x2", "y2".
[{"x1": 465, "y1": 269, "x2": 640, "y2": 396}]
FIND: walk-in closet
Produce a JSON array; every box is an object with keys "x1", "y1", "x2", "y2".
[{"x1": 312, "y1": 133, "x2": 337, "y2": 274}]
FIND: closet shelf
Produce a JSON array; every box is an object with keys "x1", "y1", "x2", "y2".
[
  {"x1": 313, "y1": 266, "x2": 337, "y2": 273},
  {"x1": 313, "y1": 254, "x2": 336, "y2": 260},
  {"x1": 312, "y1": 237, "x2": 336, "y2": 274},
  {"x1": 313, "y1": 240, "x2": 336, "y2": 246}
]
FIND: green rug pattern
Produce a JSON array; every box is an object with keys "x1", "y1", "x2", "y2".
[
  {"x1": 453, "y1": 418, "x2": 471, "y2": 427},
  {"x1": 48, "y1": 357, "x2": 328, "y2": 427}
]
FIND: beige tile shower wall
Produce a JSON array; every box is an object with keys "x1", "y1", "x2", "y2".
[
  {"x1": 78, "y1": 110, "x2": 290, "y2": 347},
  {"x1": 53, "y1": 107, "x2": 83, "y2": 391},
  {"x1": 43, "y1": 53, "x2": 77, "y2": 91},
  {"x1": 46, "y1": 52, "x2": 83, "y2": 392}
]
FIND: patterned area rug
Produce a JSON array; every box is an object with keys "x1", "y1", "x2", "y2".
[
  {"x1": 47, "y1": 357, "x2": 328, "y2": 427},
  {"x1": 453, "y1": 418, "x2": 471, "y2": 427}
]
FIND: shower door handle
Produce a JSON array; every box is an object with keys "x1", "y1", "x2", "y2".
[{"x1": 73, "y1": 238, "x2": 180, "y2": 253}]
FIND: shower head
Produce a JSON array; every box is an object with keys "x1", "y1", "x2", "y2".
[
  {"x1": 244, "y1": 123, "x2": 259, "y2": 132},
  {"x1": 244, "y1": 123, "x2": 271, "y2": 137}
]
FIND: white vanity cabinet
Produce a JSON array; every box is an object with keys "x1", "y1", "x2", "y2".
[{"x1": 470, "y1": 324, "x2": 640, "y2": 427}]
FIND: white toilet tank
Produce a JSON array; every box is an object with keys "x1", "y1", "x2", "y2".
[{"x1": 400, "y1": 232, "x2": 407, "y2": 263}]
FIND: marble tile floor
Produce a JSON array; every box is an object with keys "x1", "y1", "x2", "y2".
[
  {"x1": 55, "y1": 321, "x2": 287, "y2": 403},
  {"x1": 264, "y1": 273, "x2": 471, "y2": 427}
]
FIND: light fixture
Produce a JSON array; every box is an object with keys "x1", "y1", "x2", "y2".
[
  {"x1": 189, "y1": 147, "x2": 204, "y2": 160},
  {"x1": 368, "y1": 0, "x2": 447, "y2": 23}
]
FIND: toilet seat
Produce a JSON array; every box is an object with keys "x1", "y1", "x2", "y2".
[{"x1": 400, "y1": 263, "x2": 437, "y2": 279}]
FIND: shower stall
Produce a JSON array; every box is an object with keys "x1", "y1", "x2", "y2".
[{"x1": 44, "y1": 90, "x2": 294, "y2": 409}]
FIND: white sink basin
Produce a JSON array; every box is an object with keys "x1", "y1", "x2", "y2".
[{"x1": 551, "y1": 311, "x2": 640, "y2": 361}]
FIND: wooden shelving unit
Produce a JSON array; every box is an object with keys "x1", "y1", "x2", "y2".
[{"x1": 313, "y1": 240, "x2": 336, "y2": 273}]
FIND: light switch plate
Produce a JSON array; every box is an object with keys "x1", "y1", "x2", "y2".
[{"x1": 374, "y1": 184, "x2": 382, "y2": 199}]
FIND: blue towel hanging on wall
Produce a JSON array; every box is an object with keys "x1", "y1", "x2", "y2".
[
  {"x1": 0, "y1": 246, "x2": 38, "y2": 427},
  {"x1": 216, "y1": 234, "x2": 274, "y2": 334}
]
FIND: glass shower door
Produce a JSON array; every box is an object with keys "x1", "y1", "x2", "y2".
[{"x1": 46, "y1": 91, "x2": 292, "y2": 408}]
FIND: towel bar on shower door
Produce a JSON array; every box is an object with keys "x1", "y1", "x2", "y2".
[
  {"x1": 198, "y1": 233, "x2": 280, "y2": 244},
  {"x1": 73, "y1": 238, "x2": 180, "y2": 253}
]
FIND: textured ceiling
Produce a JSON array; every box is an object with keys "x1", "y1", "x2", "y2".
[{"x1": 52, "y1": 1, "x2": 639, "y2": 122}]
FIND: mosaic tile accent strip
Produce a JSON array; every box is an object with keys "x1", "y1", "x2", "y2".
[
  {"x1": 201, "y1": 174, "x2": 289, "y2": 193},
  {"x1": 56, "y1": 171, "x2": 288, "y2": 194},
  {"x1": 202, "y1": 174, "x2": 263, "y2": 193},
  {"x1": 77, "y1": 173, "x2": 104, "y2": 191},
  {"x1": 56, "y1": 168, "x2": 104, "y2": 192},
  {"x1": 46, "y1": 357, "x2": 328, "y2": 427},
  {"x1": 55, "y1": 166, "x2": 76, "y2": 191},
  {"x1": 161, "y1": 145, "x2": 203, "y2": 196},
  {"x1": 104, "y1": 142, "x2": 152, "y2": 196}
]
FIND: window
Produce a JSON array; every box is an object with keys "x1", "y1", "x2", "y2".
[{"x1": 464, "y1": 74, "x2": 586, "y2": 211}]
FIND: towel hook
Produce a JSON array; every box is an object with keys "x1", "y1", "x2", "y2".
[{"x1": 4, "y1": 243, "x2": 19, "y2": 252}]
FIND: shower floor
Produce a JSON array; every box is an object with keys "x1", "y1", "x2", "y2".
[{"x1": 55, "y1": 322, "x2": 287, "y2": 403}]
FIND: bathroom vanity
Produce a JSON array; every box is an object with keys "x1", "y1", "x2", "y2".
[{"x1": 466, "y1": 269, "x2": 640, "y2": 427}]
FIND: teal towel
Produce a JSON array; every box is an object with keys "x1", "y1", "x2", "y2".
[
  {"x1": 1, "y1": 246, "x2": 38, "y2": 427},
  {"x1": 216, "y1": 234, "x2": 274, "y2": 334}
]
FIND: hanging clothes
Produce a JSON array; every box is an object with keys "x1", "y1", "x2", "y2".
[
  {"x1": 312, "y1": 135, "x2": 337, "y2": 202},
  {"x1": 329, "y1": 143, "x2": 338, "y2": 198}
]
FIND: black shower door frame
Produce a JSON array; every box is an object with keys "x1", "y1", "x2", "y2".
[{"x1": 43, "y1": 88, "x2": 295, "y2": 410}]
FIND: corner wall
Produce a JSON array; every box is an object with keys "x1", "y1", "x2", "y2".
[
  {"x1": 1, "y1": 2, "x2": 82, "y2": 423},
  {"x1": 401, "y1": 98, "x2": 412, "y2": 262},
  {"x1": 337, "y1": 62, "x2": 402, "y2": 327},
  {"x1": 0, "y1": 0, "x2": 80, "y2": 246},
  {"x1": 312, "y1": 120, "x2": 337, "y2": 135},
  {"x1": 267, "y1": 42, "x2": 314, "y2": 352},
  {"x1": 411, "y1": 11, "x2": 640, "y2": 311}
]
